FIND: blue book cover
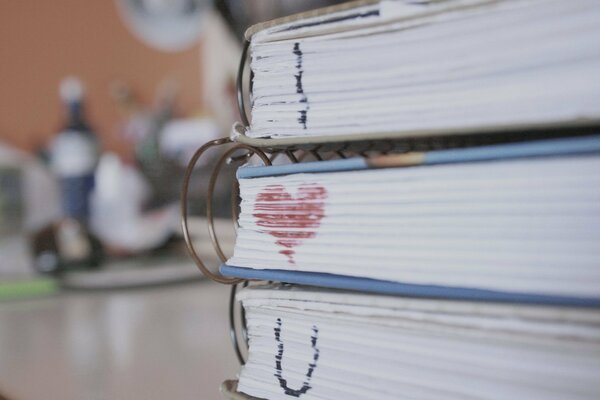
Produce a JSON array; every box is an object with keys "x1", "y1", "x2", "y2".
[
  {"x1": 228, "y1": 135, "x2": 600, "y2": 307},
  {"x1": 220, "y1": 264, "x2": 600, "y2": 307}
]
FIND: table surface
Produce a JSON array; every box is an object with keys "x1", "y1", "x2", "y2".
[{"x1": 0, "y1": 280, "x2": 239, "y2": 400}]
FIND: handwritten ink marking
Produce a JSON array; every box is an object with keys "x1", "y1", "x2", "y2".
[
  {"x1": 293, "y1": 42, "x2": 309, "y2": 129},
  {"x1": 283, "y1": 10, "x2": 380, "y2": 32},
  {"x1": 298, "y1": 110, "x2": 307, "y2": 129},
  {"x1": 274, "y1": 318, "x2": 320, "y2": 397},
  {"x1": 253, "y1": 184, "x2": 327, "y2": 264}
]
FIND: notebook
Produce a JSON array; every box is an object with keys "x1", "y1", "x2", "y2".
[
  {"x1": 235, "y1": 0, "x2": 600, "y2": 146},
  {"x1": 222, "y1": 135, "x2": 600, "y2": 305},
  {"x1": 234, "y1": 284, "x2": 600, "y2": 400}
]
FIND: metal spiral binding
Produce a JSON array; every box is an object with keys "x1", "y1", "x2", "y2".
[
  {"x1": 229, "y1": 281, "x2": 248, "y2": 364},
  {"x1": 237, "y1": 40, "x2": 252, "y2": 129},
  {"x1": 181, "y1": 138, "x2": 269, "y2": 284}
]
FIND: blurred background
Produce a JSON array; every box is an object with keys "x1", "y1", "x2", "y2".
[{"x1": 0, "y1": 1, "x2": 343, "y2": 399}]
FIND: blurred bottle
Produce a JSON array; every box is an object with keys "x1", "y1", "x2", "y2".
[
  {"x1": 36, "y1": 77, "x2": 103, "y2": 274},
  {"x1": 51, "y1": 77, "x2": 98, "y2": 218}
]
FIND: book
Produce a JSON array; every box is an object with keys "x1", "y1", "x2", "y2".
[
  {"x1": 236, "y1": 0, "x2": 600, "y2": 144},
  {"x1": 234, "y1": 284, "x2": 600, "y2": 400},
  {"x1": 222, "y1": 135, "x2": 600, "y2": 305}
]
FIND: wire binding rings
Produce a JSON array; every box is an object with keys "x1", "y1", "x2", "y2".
[
  {"x1": 237, "y1": 40, "x2": 251, "y2": 128},
  {"x1": 180, "y1": 137, "x2": 271, "y2": 284}
]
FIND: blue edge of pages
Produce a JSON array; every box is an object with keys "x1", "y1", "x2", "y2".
[
  {"x1": 220, "y1": 265, "x2": 600, "y2": 307},
  {"x1": 228, "y1": 135, "x2": 600, "y2": 307}
]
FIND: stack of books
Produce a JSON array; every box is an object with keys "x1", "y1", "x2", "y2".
[{"x1": 214, "y1": 1, "x2": 600, "y2": 399}]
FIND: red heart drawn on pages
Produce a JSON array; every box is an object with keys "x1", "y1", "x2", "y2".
[{"x1": 253, "y1": 184, "x2": 327, "y2": 264}]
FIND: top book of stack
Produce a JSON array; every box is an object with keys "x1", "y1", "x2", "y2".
[{"x1": 235, "y1": 0, "x2": 600, "y2": 146}]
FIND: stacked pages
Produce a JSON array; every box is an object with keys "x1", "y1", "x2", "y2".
[
  {"x1": 223, "y1": 135, "x2": 600, "y2": 305},
  {"x1": 234, "y1": 284, "x2": 600, "y2": 400},
  {"x1": 244, "y1": 0, "x2": 600, "y2": 140},
  {"x1": 216, "y1": 1, "x2": 600, "y2": 399}
]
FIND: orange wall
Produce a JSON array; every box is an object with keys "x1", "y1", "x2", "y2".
[{"x1": 0, "y1": 0, "x2": 203, "y2": 154}]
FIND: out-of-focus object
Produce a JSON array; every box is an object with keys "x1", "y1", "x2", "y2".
[
  {"x1": 214, "y1": 0, "x2": 347, "y2": 38},
  {"x1": 201, "y1": 8, "x2": 242, "y2": 134},
  {"x1": 132, "y1": 80, "x2": 182, "y2": 206},
  {"x1": 160, "y1": 117, "x2": 221, "y2": 167},
  {"x1": 0, "y1": 142, "x2": 61, "y2": 279},
  {"x1": 111, "y1": 80, "x2": 206, "y2": 209},
  {"x1": 30, "y1": 221, "x2": 103, "y2": 274},
  {"x1": 110, "y1": 78, "x2": 232, "y2": 217},
  {"x1": 90, "y1": 153, "x2": 179, "y2": 253},
  {"x1": 116, "y1": 0, "x2": 209, "y2": 52},
  {"x1": 0, "y1": 143, "x2": 62, "y2": 299},
  {"x1": 110, "y1": 80, "x2": 154, "y2": 153},
  {"x1": 0, "y1": 144, "x2": 61, "y2": 234},
  {"x1": 59, "y1": 254, "x2": 198, "y2": 290},
  {"x1": 44, "y1": 77, "x2": 103, "y2": 273},
  {"x1": 50, "y1": 77, "x2": 99, "y2": 222},
  {"x1": 0, "y1": 160, "x2": 23, "y2": 238},
  {"x1": 0, "y1": 159, "x2": 30, "y2": 276},
  {"x1": 60, "y1": 216, "x2": 235, "y2": 290},
  {"x1": 0, "y1": 278, "x2": 58, "y2": 301}
]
